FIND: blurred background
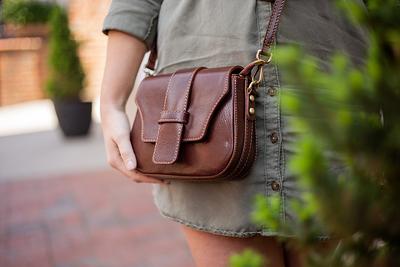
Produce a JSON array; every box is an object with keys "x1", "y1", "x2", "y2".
[{"x1": 0, "y1": 0, "x2": 194, "y2": 266}]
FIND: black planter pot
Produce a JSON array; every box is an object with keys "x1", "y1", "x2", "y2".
[{"x1": 53, "y1": 100, "x2": 92, "y2": 137}]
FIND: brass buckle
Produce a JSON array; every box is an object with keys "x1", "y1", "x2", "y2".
[
  {"x1": 247, "y1": 66, "x2": 263, "y2": 94},
  {"x1": 256, "y1": 49, "x2": 272, "y2": 64},
  {"x1": 246, "y1": 49, "x2": 273, "y2": 94}
]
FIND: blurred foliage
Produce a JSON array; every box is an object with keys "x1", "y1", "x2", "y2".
[
  {"x1": 1, "y1": 0, "x2": 55, "y2": 25},
  {"x1": 230, "y1": 249, "x2": 266, "y2": 267},
  {"x1": 0, "y1": 0, "x2": 86, "y2": 99},
  {"x1": 46, "y1": 5, "x2": 85, "y2": 100},
  {"x1": 231, "y1": 0, "x2": 400, "y2": 266}
]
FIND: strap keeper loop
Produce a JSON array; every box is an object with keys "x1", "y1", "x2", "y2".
[{"x1": 158, "y1": 110, "x2": 190, "y2": 124}]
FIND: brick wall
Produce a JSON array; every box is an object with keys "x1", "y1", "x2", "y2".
[
  {"x1": 68, "y1": 0, "x2": 111, "y2": 101},
  {"x1": 0, "y1": 37, "x2": 48, "y2": 106},
  {"x1": 0, "y1": 0, "x2": 112, "y2": 106}
]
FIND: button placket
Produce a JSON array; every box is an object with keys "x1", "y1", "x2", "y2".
[
  {"x1": 271, "y1": 180, "x2": 281, "y2": 191},
  {"x1": 257, "y1": 1, "x2": 283, "y2": 201},
  {"x1": 269, "y1": 132, "x2": 279, "y2": 144},
  {"x1": 267, "y1": 87, "x2": 277, "y2": 96}
]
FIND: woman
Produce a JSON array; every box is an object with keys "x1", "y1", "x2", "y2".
[{"x1": 100, "y1": 0, "x2": 368, "y2": 266}]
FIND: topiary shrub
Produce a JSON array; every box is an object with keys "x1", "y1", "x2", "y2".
[
  {"x1": 46, "y1": 5, "x2": 85, "y2": 100},
  {"x1": 1, "y1": 0, "x2": 55, "y2": 25}
]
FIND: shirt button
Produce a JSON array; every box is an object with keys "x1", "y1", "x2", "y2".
[
  {"x1": 267, "y1": 87, "x2": 277, "y2": 96},
  {"x1": 270, "y1": 132, "x2": 279, "y2": 144},
  {"x1": 271, "y1": 181, "x2": 281, "y2": 191}
]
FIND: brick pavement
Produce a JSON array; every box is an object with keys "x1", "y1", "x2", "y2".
[{"x1": 0, "y1": 170, "x2": 195, "y2": 267}]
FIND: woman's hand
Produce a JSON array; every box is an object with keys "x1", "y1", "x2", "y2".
[
  {"x1": 101, "y1": 105, "x2": 165, "y2": 184},
  {"x1": 100, "y1": 30, "x2": 165, "y2": 184}
]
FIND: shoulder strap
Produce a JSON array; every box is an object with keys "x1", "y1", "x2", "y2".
[
  {"x1": 261, "y1": 0, "x2": 286, "y2": 52},
  {"x1": 144, "y1": 0, "x2": 286, "y2": 73}
]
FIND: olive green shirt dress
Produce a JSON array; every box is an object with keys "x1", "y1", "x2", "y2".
[{"x1": 102, "y1": 0, "x2": 368, "y2": 237}]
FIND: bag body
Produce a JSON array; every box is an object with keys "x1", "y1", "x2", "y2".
[
  {"x1": 131, "y1": 66, "x2": 256, "y2": 181},
  {"x1": 130, "y1": 0, "x2": 285, "y2": 181}
]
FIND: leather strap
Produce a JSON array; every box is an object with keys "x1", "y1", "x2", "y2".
[
  {"x1": 144, "y1": 36, "x2": 158, "y2": 72},
  {"x1": 145, "y1": 0, "x2": 286, "y2": 72},
  {"x1": 261, "y1": 0, "x2": 285, "y2": 53},
  {"x1": 152, "y1": 67, "x2": 204, "y2": 164}
]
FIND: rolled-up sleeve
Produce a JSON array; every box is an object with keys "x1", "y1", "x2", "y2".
[{"x1": 102, "y1": 0, "x2": 163, "y2": 50}]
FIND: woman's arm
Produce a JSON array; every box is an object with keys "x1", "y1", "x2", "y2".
[{"x1": 100, "y1": 30, "x2": 165, "y2": 184}]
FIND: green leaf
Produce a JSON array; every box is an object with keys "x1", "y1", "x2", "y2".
[{"x1": 229, "y1": 249, "x2": 265, "y2": 267}]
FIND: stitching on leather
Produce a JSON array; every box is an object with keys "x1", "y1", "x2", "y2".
[
  {"x1": 195, "y1": 73, "x2": 239, "y2": 178},
  {"x1": 271, "y1": 0, "x2": 285, "y2": 47},
  {"x1": 137, "y1": 104, "x2": 147, "y2": 142},
  {"x1": 135, "y1": 82, "x2": 149, "y2": 142},
  {"x1": 153, "y1": 124, "x2": 183, "y2": 164},
  {"x1": 236, "y1": 122, "x2": 254, "y2": 177},
  {"x1": 162, "y1": 111, "x2": 186, "y2": 113},
  {"x1": 231, "y1": 76, "x2": 246, "y2": 173},
  {"x1": 239, "y1": 123, "x2": 254, "y2": 176},
  {"x1": 140, "y1": 72, "x2": 176, "y2": 143},
  {"x1": 231, "y1": 75, "x2": 240, "y2": 171},
  {"x1": 262, "y1": 0, "x2": 284, "y2": 50},
  {"x1": 162, "y1": 72, "x2": 176, "y2": 110},
  {"x1": 148, "y1": 73, "x2": 244, "y2": 177},
  {"x1": 214, "y1": 74, "x2": 252, "y2": 178},
  {"x1": 159, "y1": 110, "x2": 188, "y2": 123},
  {"x1": 158, "y1": 119, "x2": 187, "y2": 123},
  {"x1": 184, "y1": 68, "x2": 231, "y2": 141},
  {"x1": 153, "y1": 69, "x2": 199, "y2": 164},
  {"x1": 140, "y1": 68, "x2": 233, "y2": 142},
  {"x1": 230, "y1": 76, "x2": 256, "y2": 177},
  {"x1": 152, "y1": 72, "x2": 177, "y2": 163}
]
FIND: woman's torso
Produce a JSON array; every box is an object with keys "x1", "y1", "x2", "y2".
[
  {"x1": 138, "y1": 0, "x2": 369, "y2": 236},
  {"x1": 156, "y1": 0, "x2": 368, "y2": 75}
]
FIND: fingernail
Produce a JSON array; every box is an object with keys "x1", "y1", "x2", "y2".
[{"x1": 126, "y1": 160, "x2": 135, "y2": 170}]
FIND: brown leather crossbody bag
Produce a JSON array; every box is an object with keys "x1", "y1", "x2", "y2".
[{"x1": 130, "y1": 0, "x2": 285, "y2": 181}]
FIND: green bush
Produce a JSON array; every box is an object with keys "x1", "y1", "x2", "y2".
[
  {"x1": 232, "y1": 0, "x2": 400, "y2": 266},
  {"x1": 1, "y1": 0, "x2": 55, "y2": 25},
  {"x1": 230, "y1": 249, "x2": 266, "y2": 267},
  {"x1": 46, "y1": 5, "x2": 85, "y2": 100}
]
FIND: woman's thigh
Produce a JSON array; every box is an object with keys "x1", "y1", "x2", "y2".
[{"x1": 181, "y1": 225, "x2": 286, "y2": 267}]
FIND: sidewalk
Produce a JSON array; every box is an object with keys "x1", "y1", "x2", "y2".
[
  {"x1": 0, "y1": 101, "x2": 195, "y2": 267},
  {"x1": 0, "y1": 170, "x2": 194, "y2": 267},
  {"x1": 0, "y1": 123, "x2": 108, "y2": 182}
]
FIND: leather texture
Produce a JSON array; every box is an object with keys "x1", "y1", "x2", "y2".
[
  {"x1": 262, "y1": 0, "x2": 285, "y2": 51},
  {"x1": 131, "y1": 66, "x2": 256, "y2": 181},
  {"x1": 152, "y1": 67, "x2": 204, "y2": 164},
  {"x1": 133, "y1": 0, "x2": 286, "y2": 181}
]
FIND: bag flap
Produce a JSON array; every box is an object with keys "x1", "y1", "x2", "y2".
[{"x1": 135, "y1": 66, "x2": 242, "y2": 143}]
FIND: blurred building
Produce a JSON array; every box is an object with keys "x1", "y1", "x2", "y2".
[{"x1": 0, "y1": 0, "x2": 111, "y2": 106}]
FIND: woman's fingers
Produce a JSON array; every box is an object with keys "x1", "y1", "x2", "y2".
[
  {"x1": 105, "y1": 138, "x2": 124, "y2": 170},
  {"x1": 101, "y1": 108, "x2": 168, "y2": 184},
  {"x1": 114, "y1": 133, "x2": 136, "y2": 170},
  {"x1": 106, "y1": 138, "x2": 166, "y2": 184}
]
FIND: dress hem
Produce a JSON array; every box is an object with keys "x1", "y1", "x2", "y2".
[
  {"x1": 158, "y1": 209, "x2": 274, "y2": 237},
  {"x1": 157, "y1": 208, "x2": 331, "y2": 241}
]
